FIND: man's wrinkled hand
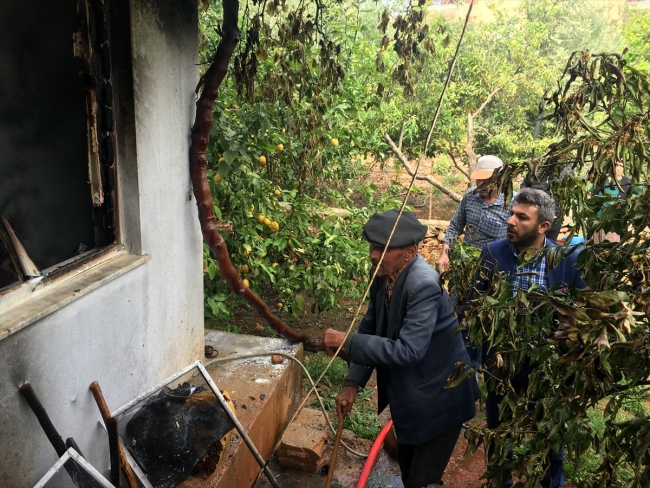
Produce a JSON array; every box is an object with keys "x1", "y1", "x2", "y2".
[
  {"x1": 323, "y1": 328, "x2": 346, "y2": 357},
  {"x1": 435, "y1": 252, "x2": 449, "y2": 274},
  {"x1": 336, "y1": 386, "x2": 357, "y2": 421}
]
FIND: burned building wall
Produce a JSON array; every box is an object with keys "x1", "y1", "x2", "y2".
[
  {"x1": 0, "y1": 0, "x2": 96, "y2": 271},
  {"x1": 0, "y1": 0, "x2": 203, "y2": 485}
]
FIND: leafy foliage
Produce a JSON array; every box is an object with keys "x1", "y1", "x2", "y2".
[
  {"x1": 446, "y1": 52, "x2": 650, "y2": 487},
  {"x1": 199, "y1": 0, "x2": 413, "y2": 322},
  {"x1": 197, "y1": 0, "x2": 650, "y2": 482},
  {"x1": 622, "y1": 11, "x2": 650, "y2": 74}
]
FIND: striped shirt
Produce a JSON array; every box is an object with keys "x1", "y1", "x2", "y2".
[{"x1": 444, "y1": 188, "x2": 514, "y2": 247}]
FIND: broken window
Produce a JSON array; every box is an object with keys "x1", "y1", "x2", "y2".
[{"x1": 0, "y1": 0, "x2": 118, "y2": 291}]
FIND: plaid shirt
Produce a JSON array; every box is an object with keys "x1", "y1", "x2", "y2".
[
  {"x1": 444, "y1": 188, "x2": 514, "y2": 247},
  {"x1": 511, "y1": 246, "x2": 548, "y2": 295}
]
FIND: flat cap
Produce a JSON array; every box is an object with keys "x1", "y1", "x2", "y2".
[{"x1": 362, "y1": 208, "x2": 427, "y2": 248}]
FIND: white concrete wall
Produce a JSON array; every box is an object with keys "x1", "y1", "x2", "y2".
[{"x1": 0, "y1": 0, "x2": 203, "y2": 485}]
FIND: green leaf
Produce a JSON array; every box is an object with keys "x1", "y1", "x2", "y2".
[
  {"x1": 293, "y1": 294, "x2": 306, "y2": 316},
  {"x1": 208, "y1": 261, "x2": 217, "y2": 280},
  {"x1": 223, "y1": 150, "x2": 238, "y2": 165},
  {"x1": 218, "y1": 161, "x2": 230, "y2": 177}
]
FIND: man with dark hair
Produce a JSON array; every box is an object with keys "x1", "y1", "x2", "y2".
[
  {"x1": 323, "y1": 208, "x2": 478, "y2": 488},
  {"x1": 475, "y1": 188, "x2": 586, "y2": 488}
]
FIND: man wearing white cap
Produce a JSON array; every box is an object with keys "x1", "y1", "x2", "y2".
[{"x1": 435, "y1": 155, "x2": 513, "y2": 273}]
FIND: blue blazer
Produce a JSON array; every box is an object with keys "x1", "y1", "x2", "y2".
[
  {"x1": 345, "y1": 255, "x2": 478, "y2": 445},
  {"x1": 476, "y1": 238, "x2": 586, "y2": 292}
]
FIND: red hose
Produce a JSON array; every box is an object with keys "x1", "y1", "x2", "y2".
[{"x1": 357, "y1": 420, "x2": 394, "y2": 488}]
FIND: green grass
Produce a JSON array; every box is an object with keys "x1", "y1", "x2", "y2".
[
  {"x1": 303, "y1": 352, "x2": 348, "y2": 390},
  {"x1": 304, "y1": 352, "x2": 383, "y2": 440}
]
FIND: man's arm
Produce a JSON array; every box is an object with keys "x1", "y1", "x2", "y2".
[
  {"x1": 346, "y1": 277, "x2": 441, "y2": 368},
  {"x1": 443, "y1": 194, "x2": 467, "y2": 246},
  {"x1": 568, "y1": 249, "x2": 587, "y2": 289},
  {"x1": 437, "y1": 193, "x2": 468, "y2": 272},
  {"x1": 324, "y1": 286, "x2": 379, "y2": 419}
]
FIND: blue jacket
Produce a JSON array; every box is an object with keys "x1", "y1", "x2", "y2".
[
  {"x1": 345, "y1": 255, "x2": 478, "y2": 445},
  {"x1": 476, "y1": 238, "x2": 586, "y2": 292}
]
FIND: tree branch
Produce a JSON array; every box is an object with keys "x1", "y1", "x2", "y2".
[
  {"x1": 448, "y1": 150, "x2": 470, "y2": 180},
  {"x1": 189, "y1": 0, "x2": 321, "y2": 352},
  {"x1": 385, "y1": 134, "x2": 462, "y2": 203},
  {"x1": 474, "y1": 83, "x2": 505, "y2": 118},
  {"x1": 474, "y1": 125, "x2": 493, "y2": 139}
]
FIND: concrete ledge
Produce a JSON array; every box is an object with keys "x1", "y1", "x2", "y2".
[
  {"x1": 0, "y1": 251, "x2": 150, "y2": 341},
  {"x1": 182, "y1": 331, "x2": 303, "y2": 488}
]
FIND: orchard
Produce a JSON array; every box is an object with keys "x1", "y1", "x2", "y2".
[{"x1": 195, "y1": 0, "x2": 650, "y2": 485}]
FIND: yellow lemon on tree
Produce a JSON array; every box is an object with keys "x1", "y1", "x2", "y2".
[
  {"x1": 260, "y1": 252, "x2": 267, "y2": 258},
  {"x1": 213, "y1": 173, "x2": 222, "y2": 182},
  {"x1": 274, "y1": 189, "x2": 282, "y2": 197},
  {"x1": 240, "y1": 264, "x2": 249, "y2": 274},
  {"x1": 243, "y1": 249, "x2": 250, "y2": 257},
  {"x1": 249, "y1": 205, "x2": 255, "y2": 212},
  {"x1": 277, "y1": 302, "x2": 283, "y2": 308},
  {"x1": 271, "y1": 262, "x2": 278, "y2": 268},
  {"x1": 263, "y1": 218, "x2": 272, "y2": 227},
  {"x1": 242, "y1": 279, "x2": 250, "y2": 287},
  {"x1": 277, "y1": 143, "x2": 284, "y2": 152},
  {"x1": 331, "y1": 138, "x2": 339, "y2": 147},
  {"x1": 271, "y1": 222, "x2": 280, "y2": 231},
  {"x1": 257, "y1": 214, "x2": 265, "y2": 224},
  {"x1": 259, "y1": 155, "x2": 267, "y2": 165},
  {"x1": 281, "y1": 128, "x2": 286, "y2": 134}
]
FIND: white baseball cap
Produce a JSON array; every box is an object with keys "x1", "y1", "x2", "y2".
[{"x1": 471, "y1": 155, "x2": 503, "y2": 179}]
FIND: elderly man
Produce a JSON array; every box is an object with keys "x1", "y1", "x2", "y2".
[
  {"x1": 475, "y1": 188, "x2": 586, "y2": 487},
  {"x1": 436, "y1": 155, "x2": 513, "y2": 273},
  {"x1": 323, "y1": 208, "x2": 478, "y2": 488}
]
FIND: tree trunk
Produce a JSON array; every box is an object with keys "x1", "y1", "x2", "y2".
[{"x1": 189, "y1": 0, "x2": 321, "y2": 351}]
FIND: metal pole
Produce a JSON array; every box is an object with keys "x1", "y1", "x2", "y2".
[
  {"x1": 111, "y1": 360, "x2": 200, "y2": 417},
  {"x1": 33, "y1": 448, "x2": 116, "y2": 488},
  {"x1": 197, "y1": 362, "x2": 281, "y2": 488}
]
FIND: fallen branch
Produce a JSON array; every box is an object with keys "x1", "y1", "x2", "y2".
[
  {"x1": 385, "y1": 134, "x2": 462, "y2": 203},
  {"x1": 189, "y1": 0, "x2": 321, "y2": 351}
]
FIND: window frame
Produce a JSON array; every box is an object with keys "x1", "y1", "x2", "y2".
[{"x1": 0, "y1": 0, "x2": 138, "y2": 328}]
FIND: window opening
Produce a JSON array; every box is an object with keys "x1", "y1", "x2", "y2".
[{"x1": 0, "y1": 0, "x2": 118, "y2": 293}]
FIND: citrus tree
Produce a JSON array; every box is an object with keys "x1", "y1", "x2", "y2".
[
  {"x1": 446, "y1": 52, "x2": 650, "y2": 487},
  {"x1": 197, "y1": 0, "x2": 428, "y2": 323}
]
